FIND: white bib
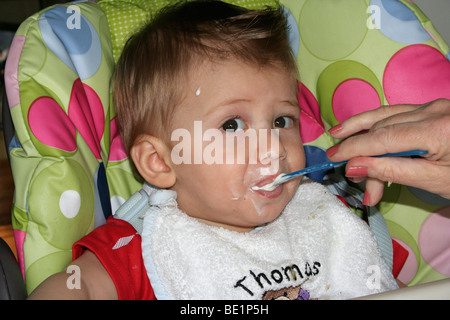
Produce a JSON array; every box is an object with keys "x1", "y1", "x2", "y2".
[{"x1": 141, "y1": 180, "x2": 397, "y2": 300}]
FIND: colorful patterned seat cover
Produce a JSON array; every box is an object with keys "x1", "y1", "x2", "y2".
[{"x1": 4, "y1": 0, "x2": 450, "y2": 294}]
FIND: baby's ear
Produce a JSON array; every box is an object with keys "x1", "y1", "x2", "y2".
[{"x1": 130, "y1": 134, "x2": 176, "y2": 189}]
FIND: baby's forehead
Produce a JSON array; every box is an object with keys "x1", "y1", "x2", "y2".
[
  {"x1": 173, "y1": 58, "x2": 296, "y2": 111},
  {"x1": 185, "y1": 56, "x2": 294, "y2": 86}
]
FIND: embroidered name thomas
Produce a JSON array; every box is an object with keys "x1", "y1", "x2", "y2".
[{"x1": 234, "y1": 261, "x2": 322, "y2": 297}]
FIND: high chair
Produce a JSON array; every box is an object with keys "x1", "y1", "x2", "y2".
[{"x1": 1, "y1": 0, "x2": 450, "y2": 299}]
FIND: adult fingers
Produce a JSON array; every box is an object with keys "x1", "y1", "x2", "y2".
[
  {"x1": 369, "y1": 99, "x2": 450, "y2": 133},
  {"x1": 344, "y1": 177, "x2": 385, "y2": 206},
  {"x1": 364, "y1": 178, "x2": 385, "y2": 206},
  {"x1": 329, "y1": 104, "x2": 422, "y2": 140},
  {"x1": 345, "y1": 156, "x2": 450, "y2": 200},
  {"x1": 327, "y1": 120, "x2": 430, "y2": 162}
]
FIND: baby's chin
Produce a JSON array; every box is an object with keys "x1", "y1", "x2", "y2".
[
  {"x1": 245, "y1": 193, "x2": 293, "y2": 224},
  {"x1": 262, "y1": 182, "x2": 299, "y2": 218}
]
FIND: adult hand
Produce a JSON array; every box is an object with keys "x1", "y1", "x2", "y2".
[{"x1": 326, "y1": 98, "x2": 450, "y2": 206}]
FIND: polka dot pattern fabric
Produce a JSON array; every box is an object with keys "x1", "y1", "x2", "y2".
[
  {"x1": 282, "y1": 0, "x2": 450, "y2": 286},
  {"x1": 4, "y1": 0, "x2": 450, "y2": 293},
  {"x1": 5, "y1": 0, "x2": 280, "y2": 295},
  {"x1": 5, "y1": 1, "x2": 142, "y2": 293},
  {"x1": 100, "y1": 0, "x2": 278, "y2": 62}
]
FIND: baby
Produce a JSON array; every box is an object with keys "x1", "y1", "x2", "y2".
[{"x1": 29, "y1": 0, "x2": 397, "y2": 300}]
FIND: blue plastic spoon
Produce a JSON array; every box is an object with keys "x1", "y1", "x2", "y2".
[{"x1": 252, "y1": 149, "x2": 428, "y2": 191}]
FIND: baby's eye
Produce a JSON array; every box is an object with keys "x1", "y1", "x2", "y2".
[
  {"x1": 274, "y1": 116, "x2": 293, "y2": 128},
  {"x1": 222, "y1": 118, "x2": 245, "y2": 132}
]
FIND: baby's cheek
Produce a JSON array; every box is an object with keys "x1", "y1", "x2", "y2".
[
  {"x1": 289, "y1": 144, "x2": 306, "y2": 172},
  {"x1": 225, "y1": 165, "x2": 250, "y2": 201}
]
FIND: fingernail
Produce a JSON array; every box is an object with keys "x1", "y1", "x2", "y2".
[
  {"x1": 326, "y1": 145, "x2": 339, "y2": 158},
  {"x1": 363, "y1": 190, "x2": 370, "y2": 206},
  {"x1": 345, "y1": 166, "x2": 368, "y2": 178},
  {"x1": 347, "y1": 176, "x2": 365, "y2": 184},
  {"x1": 328, "y1": 124, "x2": 342, "y2": 135}
]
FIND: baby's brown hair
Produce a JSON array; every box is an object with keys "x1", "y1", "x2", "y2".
[{"x1": 113, "y1": 0, "x2": 298, "y2": 156}]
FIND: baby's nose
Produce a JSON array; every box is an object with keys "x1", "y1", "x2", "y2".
[{"x1": 257, "y1": 129, "x2": 287, "y2": 174}]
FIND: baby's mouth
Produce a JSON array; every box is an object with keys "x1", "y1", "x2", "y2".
[
  {"x1": 250, "y1": 174, "x2": 283, "y2": 199},
  {"x1": 252, "y1": 174, "x2": 278, "y2": 188}
]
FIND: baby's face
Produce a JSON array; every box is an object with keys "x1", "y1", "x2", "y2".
[{"x1": 168, "y1": 59, "x2": 305, "y2": 232}]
